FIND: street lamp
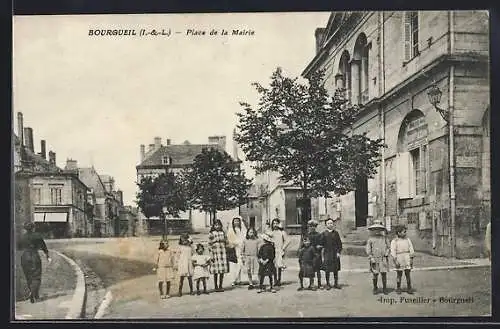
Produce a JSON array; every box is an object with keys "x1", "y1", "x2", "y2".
[
  {"x1": 427, "y1": 83, "x2": 455, "y2": 258},
  {"x1": 427, "y1": 84, "x2": 449, "y2": 123}
]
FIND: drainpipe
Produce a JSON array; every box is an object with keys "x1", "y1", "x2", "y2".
[
  {"x1": 449, "y1": 65, "x2": 456, "y2": 258},
  {"x1": 379, "y1": 12, "x2": 386, "y2": 229},
  {"x1": 448, "y1": 11, "x2": 456, "y2": 258}
]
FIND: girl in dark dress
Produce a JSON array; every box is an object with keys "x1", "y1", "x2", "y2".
[
  {"x1": 321, "y1": 217, "x2": 343, "y2": 289},
  {"x1": 18, "y1": 222, "x2": 51, "y2": 303},
  {"x1": 257, "y1": 232, "x2": 276, "y2": 293}
]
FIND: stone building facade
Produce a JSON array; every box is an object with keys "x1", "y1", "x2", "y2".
[
  {"x1": 299, "y1": 11, "x2": 489, "y2": 258},
  {"x1": 135, "y1": 136, "x2": 240, "y2": 235}
]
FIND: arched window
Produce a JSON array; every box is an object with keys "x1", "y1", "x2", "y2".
[
  {"x1": 335, "y1": 50, "x2": 351, "y2": 103},
  {"x1": 396, "y1": 110, "x2": 428, "y2": 199},
  {"x1": 404, "y1": 11, "x2": 420, "y2": 62},
  {"x1": 353, "y1": 33, "x2": 369, "y2": 105}
]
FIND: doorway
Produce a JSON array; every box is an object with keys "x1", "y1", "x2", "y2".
[
  {"x1": 355, "y1": 175, "x2": 368, "y2": 227},
  {"x1": 249, "y1": 216, "x2": 256, "y2": 229}
]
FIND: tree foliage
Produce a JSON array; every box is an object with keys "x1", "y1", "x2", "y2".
[
  {"x1": 181, "y1": 147, "x2": 252, "y2": 220},
  {"x1": 235, "y1": 67, "x2": 385, "y2": 199},
  {"x1": 135, "y1": 172, "x2": 187, "y2": 219}
]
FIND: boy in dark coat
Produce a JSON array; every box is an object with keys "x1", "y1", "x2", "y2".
[
  {"x1": 321, "y1": 217, "x2": 343, "y2": 289},
  {"x1": 306, "y1": 219, "x2": 324, "y2": 289},
  {"x1": 297, "y1": 236, "x2": 317, "y2": 291},
  {"x1": 257, "y1": 231, "x2": 277, "y2": 293}
]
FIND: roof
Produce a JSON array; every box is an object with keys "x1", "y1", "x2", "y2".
[
  {"x1": 78, "y1": 167, "x2": 108, "y2": 197},
  {"x1": 136, "y1": 143, "x2": 226, "y2": 168}
]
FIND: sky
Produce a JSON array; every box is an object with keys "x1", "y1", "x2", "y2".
[{"x1": 13, "y1": 12, "x2": 331, "y2": 206}]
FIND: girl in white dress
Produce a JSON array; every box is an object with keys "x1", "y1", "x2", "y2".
[
  {"x1": 227, "y1": 216, "x2": 248, "y2": 286},
  {"x1": 192, "y1": 244, "x2": 212, "y2": 295},
  {"x1": 176, "y1": 233, "x2": 194, "y2": 296},
  {"x1": 390, "y1": 225, "x2": 415, "y2": 294},
  {"x1": 270, "y1": 218, "x2": 290, "y2": 286}
]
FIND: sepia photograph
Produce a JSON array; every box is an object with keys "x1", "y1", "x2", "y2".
[{"x1": 12, "y1": 10, "x2": 491, "y2": 320}]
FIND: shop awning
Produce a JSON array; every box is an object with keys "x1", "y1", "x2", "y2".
[
  {"x1": 44, "y1": 212, "x2": 68, "y2": 223},
  {"x1": 33, "y1": 213, "x2": 45, "y2": 222}
]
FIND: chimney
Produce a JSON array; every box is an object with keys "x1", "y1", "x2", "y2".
[
  {"x1": 65, "y1": 158, "x2": 78, "y2": 171},
  {"x1": 48, "y1": 151, "x2": 56, "y2": 166},
  {"x1": 315, "y1": 28, "x2": 326, "y2": 54},
  {"x1": 208, "y1": 136, "x2": 226, "y2": 153},
  {"x1": 166, "y1": 139, "x2": 171, "y2": 145},
  {"x1": 148, "y1": 144, "x2": 155, "y2": 152},
  {"x1": 17, "y1": 112, "x2": 24, "y2": 145},
  {"x1": 154, "y1": 137, "x2": 162, "y2": 150},
  {"x1": 40, "y1": 140, "x2": 46, "y2": 159},
  {"x1": 140, "y1": 144, "x2": 145, "y2": 162},
  {"x1": 24, "y1": 127, "x2": 34, "y2": 152}
]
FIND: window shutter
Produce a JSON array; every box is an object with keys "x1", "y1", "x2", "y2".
[
  {"x1": 396, "y1": 152, "x2": 411, "y2": 199},
  {"x1": 403, "y1": 12, "x2": 412, "y2": 62}
]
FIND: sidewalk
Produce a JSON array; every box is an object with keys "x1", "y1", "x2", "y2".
[{"x1": 14, "y1": 250, "x2": 78, "y2": 320}]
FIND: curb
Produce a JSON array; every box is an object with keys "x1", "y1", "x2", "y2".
[
  {"x1": 284, "y1": 262, "x2": 491, "y2": 273},
  {"x1": 52, "y1": 250, "x2": 87, "y2": 319},
  {"x1": 94, "y1": 290, "x2": 113, "y2": 319}
]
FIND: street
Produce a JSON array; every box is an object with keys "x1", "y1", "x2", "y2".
[{"x1": 46, "y1": 237, "x2": 491, "y2": 319}]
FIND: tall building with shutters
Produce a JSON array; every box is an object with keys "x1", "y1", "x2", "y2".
[{"x1": 301, "y1": 11, "x2": 489, "y2": 258}]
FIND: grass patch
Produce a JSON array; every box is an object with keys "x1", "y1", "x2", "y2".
[{"x1": 14, "y1": 250, "x2": 76, "y2": 302}]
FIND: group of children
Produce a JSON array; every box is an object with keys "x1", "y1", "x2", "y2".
[
  {"x1": 152, "y1": 218, "x2": 291, "y2": 298},
  {"x1": 153, "y1": 216, "x2": 416, "y2": 299}
]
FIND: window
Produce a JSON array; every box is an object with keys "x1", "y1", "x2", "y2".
[
  {"x1": 162, "y1": 156, "x2": 172, "y2": 165},
  {"x1": 50, "y1": 188, "x2": 62, "y2": 205},
  {"x1": 404, "y1": 11, "x2": 419, "y2": 61},
  {"x1": 410, "y1": 146, "x2": 427, "y2": 196},
  {"x1": 33, "y1": 188, "x2": 41, "y2": 204}
]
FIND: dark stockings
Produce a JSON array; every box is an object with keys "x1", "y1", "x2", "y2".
[
  {"x1": 179, "y1": 276, "x2": 193, "y2": 295},
  {"x1": 196, "y1": 278, "x2": 207, "y2": 293},
  {"x1": 404, "y1": 269, "x2": 412, "y2": 290},
  {"x1": 158, "y1": 281, "x2": 171, "y2": 296},
  {"x1": 213, "y1": 273, "x2": 224, "y2": 290},
  {"x1": 372, "y1": 273, "x2": 387, "y2": 290},
  {"x1": 259, "y1": 275, "x2": 273, "y2": 289},
  {"x1": 274, "y1": 268, "x2": 282, "y2": 285}
]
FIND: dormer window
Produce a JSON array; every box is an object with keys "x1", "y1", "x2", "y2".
[{"x1": 162, "y1": 156, "x2": 172, "y2": 165}]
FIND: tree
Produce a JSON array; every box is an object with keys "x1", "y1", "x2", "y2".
[
  {"x1": 181, "y1": 147, "x2": 252, "y2": 225},
  {"x1": 136, "y1": 172, "x2": 187, "y2": 237},
  {"x1": 235, "y1": 67, "x2": 385, "y2": 236}
]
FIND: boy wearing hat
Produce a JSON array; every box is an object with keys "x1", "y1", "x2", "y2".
[{"x1": 365, "y1": 219, "x2": 390, "y2": 295}]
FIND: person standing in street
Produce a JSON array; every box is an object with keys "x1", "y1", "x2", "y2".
[
  {"x1": 390, "y1": 225, "x2": 415, "y2": 294},
  {"x1": 257, "y1": 231, "x2": 277, "y2": 293},
  {"x1": 208, "y1": 219, "x2": 229, "y2": 292},
  {"x1": 153, "y1": 240, "x2": 175, "y2": 299},
  {"x1": 270, "y1": 218, "x2": 290, "y2": 287},
  {"x1": 297, "y1": 236, "x2": 316, "y2": 291},
  {"x1": 18, "y1": 222, "x2": 51, "y2": 303},
  {"x1": 227, "y1": 216, "x2": 248, "y2": 287},
  {"x1": 191, "y1": 244, "x2": 212, "y2": 295},
  {"x1": 176, "y1": 233, "x2": 194, "y2": 297},
  {"x1": 305, "y1": 219, "x2": 324, "y2": 289},
  {"x1": 365, "y1": 219, "x2": 390, "y2": 295},
  {"x1": 242, "y1": 227, "x2": 260, "y2": 290},
  {"x1": 320, "y1": 217, "x2": 343, "y2": 289}
]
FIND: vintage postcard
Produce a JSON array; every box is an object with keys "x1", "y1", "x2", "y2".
[{"x1": 12, "y1": 11, "x2": 491, "y2": 320}]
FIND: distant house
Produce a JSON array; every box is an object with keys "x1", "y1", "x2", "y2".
[{"x1": 135, "y1": 136, "x2": 241, "y2": 235}]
